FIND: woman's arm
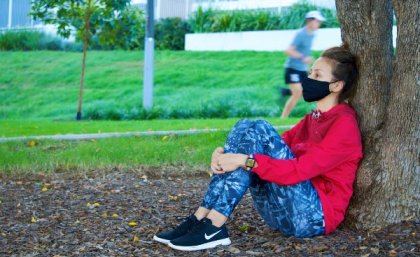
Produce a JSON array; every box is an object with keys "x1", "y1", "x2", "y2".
[
  {"x1": 253, "y1": 116, "x2": 362, "y2": 185},
  {"x1": 214, "y1": 118, "x2": 306, "y2": 173}
]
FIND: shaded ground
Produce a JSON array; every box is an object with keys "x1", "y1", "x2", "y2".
[{"x1": 0, "y1": 168, "x2": 418, "y2": 257}]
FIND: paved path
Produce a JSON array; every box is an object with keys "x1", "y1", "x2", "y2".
[{"x1": 0, "y1": 125, "x2": 294, "y2": 142}]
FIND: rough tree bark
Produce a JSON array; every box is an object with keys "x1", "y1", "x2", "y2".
[{"x1": 335, "y1": 0, "x2": 419, "y2": 229}]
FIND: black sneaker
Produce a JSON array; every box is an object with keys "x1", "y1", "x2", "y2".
[
  {"x1": 153, "y1": 215, "x2": 201, "y2": 244},
  {"x1": 168, "y1": 218, "x2": 231, "y2": 251},
  {"x1": 281, "y1": 88, "x2": 292, "y2": 97}
]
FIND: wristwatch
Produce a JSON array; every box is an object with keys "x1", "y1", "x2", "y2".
[{"x1": 245, "y1": 154, "x2": 256, "y2": 171}]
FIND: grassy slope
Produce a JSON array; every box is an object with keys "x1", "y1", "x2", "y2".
[
  {"x1": 0, "y1": 50, "x2": 308, "y2": 173},
  {"x1": 0, "y1": 51, "x2": 317, "y2": 120}
]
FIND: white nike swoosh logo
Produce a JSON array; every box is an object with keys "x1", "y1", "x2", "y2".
[{"x1": 204, "y1": 230, "x2": 222, "y2": 240}]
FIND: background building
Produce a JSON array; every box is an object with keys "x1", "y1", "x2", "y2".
[
  {"x1": 1, "y1": 0, "x2": 335, "y2": 29},
  {"x1": 0, "y1": 0, "x2": 39, "y2": 30}
]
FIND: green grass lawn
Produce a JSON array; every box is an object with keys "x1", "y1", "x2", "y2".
[
  {"x1": 0, "y1": 131, "x2": 227, "y2": 174},
  {"x1": 0, "y1": 116, "x2": 297, "y2": 175},
  {"x1": 0, "y1": 126, "x2": 292, "y2": 174},
  {"x1": 0, "y1": 118, "x2": 297, "y2": 174},
  {"x1": 0, "y1": 117, "x2": 299, "y2": 138},
  {"x1": 0, "y1": 51, "x2": 318, "y2": 120}
]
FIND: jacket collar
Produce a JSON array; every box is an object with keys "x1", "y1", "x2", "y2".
[{"x1": 311, "y1": 103, "x2": 352, "y2": 121}]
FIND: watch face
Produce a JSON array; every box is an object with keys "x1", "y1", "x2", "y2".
[{"x1": 246, "y1": 158, "x2": 255, "y2": 168}]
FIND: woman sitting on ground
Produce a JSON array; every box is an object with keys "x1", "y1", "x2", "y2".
[{"x1": 153, "y1": 45, "x2": 363, "y2": 252}]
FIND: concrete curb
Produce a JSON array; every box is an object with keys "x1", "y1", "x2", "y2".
[{"x1": 0, "y1": 125, "x2": 294, "y2": 143}]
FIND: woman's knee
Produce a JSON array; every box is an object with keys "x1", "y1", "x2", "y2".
[
  {"x1": 254, "y1": 119, "x2": 278, "y2": 136},
  {"x1": 254, "y1": 119, "x2": 273, "y2": 128},
  {"x1": 234, "y1": 119, "x2": 254, "y2": 128},
  {"x1": 235, "y1": 119, "x2": 273, "y2": 130}
]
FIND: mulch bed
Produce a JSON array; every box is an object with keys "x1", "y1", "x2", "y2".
[{"x1": 0, "y1": 168, "x2": 418, "y2": 257}]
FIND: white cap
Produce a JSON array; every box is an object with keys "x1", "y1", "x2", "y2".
[{"x1": 305, "y1": 10, "x2": 326, "y2": 22}]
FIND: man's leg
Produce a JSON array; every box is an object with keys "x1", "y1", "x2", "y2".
[{"x1": 281, "y1": 82, "x2": 302, "y2": 118}]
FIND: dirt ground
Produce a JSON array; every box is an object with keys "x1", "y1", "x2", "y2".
[{"x1": 0, "y1": 168, "x2": 418, "y2": 257}]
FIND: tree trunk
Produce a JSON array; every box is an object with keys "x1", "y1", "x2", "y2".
[
  {"x1": 76, "y1": 0, "x2": 92, "y2": 120},
  {"x1": 336, "y1": 0, "x2": 420, "y2": 229}
]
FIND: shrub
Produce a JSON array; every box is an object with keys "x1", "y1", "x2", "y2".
[
  {"x1": 155, "y1": 18, "x2": 191, "y2": 50},
  {"x1": 82, "y1": 101, "x2": 310, "y2": 120},
  {"x1": 188, "y1": 7, "x2": 216, "y2": 33},
  {"x1": 188, "y1": 2, "x2": 339, "y2": 33},
  {"x1": 40, "y1": 33, "x2": 64, "y2": 50},
  {"x1": 90, "y1": 8, "x2": 190, "y2": 51},
  {"x1": 97, "y1": 6, "x2": 146, "y2": 50},
  {"x1": 280, "y1": 2, "x2": 339, "y2": 29},
  {"x1": 0, "y1": 30, "x2": 44, "y2": 50},
  {"x1": 84, "y1": 101, "x2": 162, "y2": 120},
  {"x1": 0, "y1": 30, "x2": 83, "y2": 51}
]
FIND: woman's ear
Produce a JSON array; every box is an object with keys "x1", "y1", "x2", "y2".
[{"x1": 330, "y1": 80, "x2": 344, "y2": 93}]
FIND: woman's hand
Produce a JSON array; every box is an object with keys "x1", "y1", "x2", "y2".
[
  {"x1": 211, "y1": 147, "x2": 225, "y2": 174},
  {"x1": 302, "y1": 56, "x2": 313, "y2": 64},
  {"x1": 218, "y1": 153, "x2": 248, "y2": 172},
  {"x1": 211, "y1": 147, "x2": 249, "y2": 173}
]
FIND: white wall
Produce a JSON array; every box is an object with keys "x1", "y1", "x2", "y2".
[
  {"x1": 185, "y1": 27, "x2": 397, "y2": 51},
  {"x1": 192, "y1": 0, "x2": 295, "y2": 12}
]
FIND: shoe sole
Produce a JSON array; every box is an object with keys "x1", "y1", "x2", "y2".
[
  {"x1": 168, "y1": 238, "x2": 231, "y2": 251},
  {"x1": 153, "y1": 235, "x2": 170, "y2": 245}
]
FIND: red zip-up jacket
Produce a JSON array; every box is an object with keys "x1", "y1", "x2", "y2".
[{"x1": 252, "y1": 103, "x2": 363, "y2": 234}]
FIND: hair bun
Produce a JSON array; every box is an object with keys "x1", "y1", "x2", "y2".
[{"x1": 341, "y1": 42, "x2": 350, "y2": 50}]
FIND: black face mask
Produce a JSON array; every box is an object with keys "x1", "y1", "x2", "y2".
[{"x1": 301, "y1": 76, "x2": 333, "y2": 102}]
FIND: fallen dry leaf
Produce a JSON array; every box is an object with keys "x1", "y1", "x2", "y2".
[
  {"x1": 27, "y1": 140, "x2": 38, "y2": 147},
  {"x1": 370, "y1": 247, "x2": 380, "y2": 254},
  {"x1": 128, "y1": 221, "x2": 137, "y2": 227},
  {"x1": 388, "y1": 249, "x2": 398, "y2": 256}
]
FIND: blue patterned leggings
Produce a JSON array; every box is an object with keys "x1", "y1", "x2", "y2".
[{"x1": 200, "y1": 119, "x2": 325, "y2": 237}]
